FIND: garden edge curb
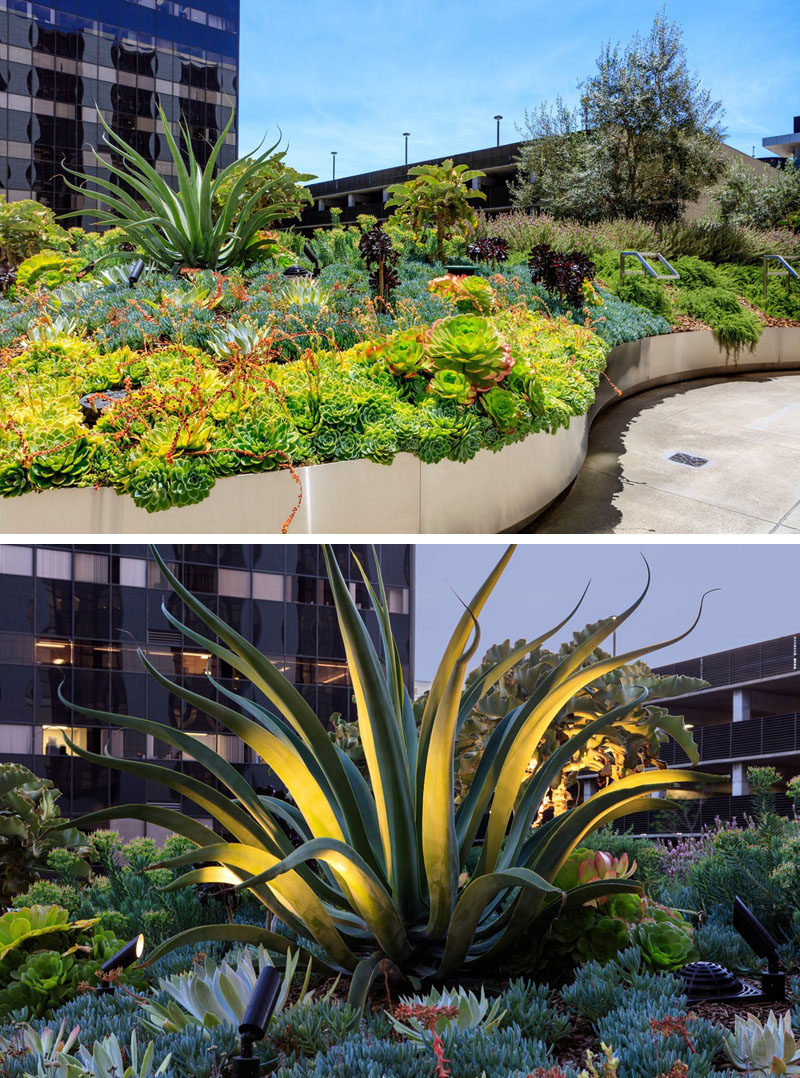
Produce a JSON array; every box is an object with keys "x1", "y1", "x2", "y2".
[{"x1": 1, "y1": 327, "x2": 798, "y2": 535}]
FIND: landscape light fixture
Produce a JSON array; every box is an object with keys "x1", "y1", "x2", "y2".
[
  {"x1": 97, "y1": 933, "x2": 144, "y2": 993},
  {"x1": 128, "y1": 258, "x2": 145, "y2": 288},
  {"x1": 494, "y1": 114, "x2": 503, "y2": 146},
  {"x1": 403, "y1": 131, "x2": 410, "y2": 167},
  {"x1": 732, "y1": 895, "x2": 786, "y2": 1000},
  {"x1": 231, "y1": 965, "x2": 282, "y2": 1078},
  {"x1": 331, "y1": 150, "x2": 337, "y2": 181}
]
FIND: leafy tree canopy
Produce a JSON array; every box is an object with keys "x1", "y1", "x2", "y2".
[{"x1": 513, "y1": 9, "x2": 726, "y2": 222}]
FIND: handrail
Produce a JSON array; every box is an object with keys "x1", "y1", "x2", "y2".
[
  {"x1": 763, "y1": 254, "x2": 799, "y2": 303},
  {"x1": 620, "y1": 250, "x2": 680, "y2": 284}
]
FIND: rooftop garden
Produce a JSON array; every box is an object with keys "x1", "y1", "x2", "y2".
[
  {"x1": 2, "y1": 547, "x2": 800, "y2": 1077},
  {"x1": 1, "y1": 19, "x2": 799, "y2": 520}
]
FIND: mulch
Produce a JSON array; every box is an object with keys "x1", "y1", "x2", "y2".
[{"x1": 738, "y1": 296, "x2": 800, "y2": 329}]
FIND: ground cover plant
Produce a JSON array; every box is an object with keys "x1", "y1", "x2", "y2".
[{"x1": 3, "y1": 549, "x2": 800, "y2": 1075}]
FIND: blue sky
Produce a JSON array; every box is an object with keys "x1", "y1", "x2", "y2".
[
  {"x1": 413, "y1": 543, "x2": 800, "y2": 681},
  {"x1": 238, "y1": 0, "x2": 799, "y2": 182}
]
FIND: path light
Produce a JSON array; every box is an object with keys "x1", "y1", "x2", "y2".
[
  {"x1": 231, "y1": 965, "x2": 282, "y2": 1077},
  {"x1": 98, "y1": 933, "x2": 144, "y2": 993},
  {"x1": 128, "y1": 259, "x2": 145, "y2": 287},
  {"x1": 733, "y1": 895, "x2": 786, "y2": 1001}
]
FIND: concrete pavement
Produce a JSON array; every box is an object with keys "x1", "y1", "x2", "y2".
[{"x1": 527, "y1": 373, "x2": 800, "y2": 534}]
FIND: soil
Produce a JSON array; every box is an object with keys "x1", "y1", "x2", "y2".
[
  {"x1": 738, "y1": 296, "x2": 800, "y2": 329},
  {"x1": 671, "y1": 314, "x2": 710, "y2": 333}
]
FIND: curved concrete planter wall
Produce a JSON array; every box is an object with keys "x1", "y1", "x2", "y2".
[{"x1": 2, "y1": 327, "x2": 798, "y2": 535}]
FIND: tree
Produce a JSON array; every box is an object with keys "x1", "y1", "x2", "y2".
[
  {"x1": 513, "y1": 9, "x2": 726, "y2": 222},
  {"x1": 213, "y1": 151, "x2": 316, "y2": 223},
  {"x1": 386, "y1": 159, "x2": 486, "y2": 261},
  {"x1": 715, "y1": 156, "x2": 800, "y2": 231}
]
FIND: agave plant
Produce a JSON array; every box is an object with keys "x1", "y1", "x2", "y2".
[
  {"x1": 142, "y1": 946, "x2": 307, "y2": 1034},
  {"x1": 64, "y1": 105, "x2": 296, "y2": 272},
  {"x1": 724, "y1": 1010, "x2": 800, "y2": 1074},
  {"x1": 55, "y1": 1032, "x2": 170, "y2": 1078},
  {"x1": 206, "y1": 318, "x2": 273, "y2": 361},
  {"x1": 62, "y1": 547, "x2": 718, "y2": 1003},
  {"x1": 388, "y1": 985, "x2": 506, "y2": 1043}
]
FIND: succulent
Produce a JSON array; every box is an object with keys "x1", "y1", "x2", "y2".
[
  {"x1": 358, "y1": 223, "x2": 400, "y2": 305},
  {"x1": 528, "y1": 244, "x2": 596, "y2": 307},
  {"x1": 555, "y1": 849, "x2": 637, "y2": 897},
  {"x1": 427, "y1": 368, "x2": 476, "y2": 405},
  {"x1": 371, "y1": 328, "x2": 430, "y2": 378},
  {"x1": 16, "y1": 250, "x2": 78, "y2": 293},
  {"x1": 467, "y1": 236, "x2": 509, "y2": 264},
  {"x1": 206, "y1": 318, "x2": 273, "y2": 360},
  {"x1": 481, "y1": 386, "x2": 521, "y2": 432},
  {"x1": 278, "y1": 277, "x2": 331, "y2": 308},
  {"x1": 126, "y1": 460, "x2": 173, "y2": 513},
  {"x1": 142, "y1": 946, "x2": 303, "y2": 1034},
  {"x1": 1, "y1": 1018, "x2": 80, "y2": 1075},
  {"x1": 54, "y1": 1031, "x2": 171, "y2": 1078},
  {"x1": 725, "y1": 1011, "x2": 800, "y2": 1075},
  {"x1": 427, "y1": 273, "x2": 496, "y2": 314},
  {"x1": 426, "y1": 313, "x2": 513, "y2": 392},
  {"x1": 0, "y1": 457, "x2": 30, "y2": 497},
  {"x1": 27, "y1": 314, "x2": 85, "y2": 344},
  {"x1": 632, "y1": 918, "x2": 696, "y2": 971},
  {"x1": 8, "y1": 950, "x2": 79, "y2": 1018},
  {"x1": 136, "y1": 418, "x2": 213, "y2": 459},
  {"x1": 388, "y1": 985, "x2": 506, "y2": 1044},
  {"x1": 28, "y1": 429, "x2": 93, "y2": 489}
]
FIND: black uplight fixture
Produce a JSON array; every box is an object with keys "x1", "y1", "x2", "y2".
[
  {"x1": 128, "y1": 259, "x2": 145, "y2": 288},
  {"x1": 733, "y1": 895, "x2": 786, "y2": 1001},
  {"x1": 676, "y1": 896, "x2": 786, "y2": 1003},
  {"x1": 98, "y1": 933, "x2": 144, "y2": 992},
  {"x1": 232, "y1": 965, "x2": 282, "y2": 1078}
]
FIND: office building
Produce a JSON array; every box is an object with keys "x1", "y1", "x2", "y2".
[
  {"x1": 0, "y1": 544, "x2": 413, "y2": 838},
  {"x1": 623, "y1": 632, "x2": 800, "y2": 834},
  {"x1": 0, "y1": 0, "x2": 239, "y2": 220}
]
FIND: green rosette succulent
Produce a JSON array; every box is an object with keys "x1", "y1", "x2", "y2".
[
  {"x1": 482, "y1": 386, "x2": 521, "y2": 433},
  {"x1": 632, "y1": 918, "x2": 696, "y2": 971},
  {"x1": 374, "y1": 329, "x2": 430, "y2": 378},
  {"x1": 428, "y1": 369, "x2": 476, "y2": 405},
  {"x1": 360, "y1": 425, "x2": 397, "y2": 465},
  {"x1": 168, "y1": 459, "x2": 214, "y2": 508},
  {"x1": 455, "y1": 275, "x2": 495, "y2": 315},
  {"x1": 0, "y1": 458, "x2": 30, "y2": 497},
  {"x1": 28, "y1": 429, "x2": 93, "y2": 489},
  {"x1": 335, "y1": 431, "x2": 361, "y2": 461},
  {"x1": 426, "y1": 314, "x2": 513, "y2": 392},
  {"x1": 128, "y1": 461, "x2": 173, "y2": 513}
]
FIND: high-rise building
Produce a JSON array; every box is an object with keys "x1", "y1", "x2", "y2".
[
  {"x1": 0, "y1": 1, "x2": 239, "y2": 220},
  {"x1": 0, "y1": 544, "x2": 414, "y2": 839}
]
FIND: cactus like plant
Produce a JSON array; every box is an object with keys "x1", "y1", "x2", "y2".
[
  {"x1": 724, "y1": 1010, "x2": 800, "y2": 1075},
  {"x1": 426, "y1": 314, "x2": 513, "y2": 392}
]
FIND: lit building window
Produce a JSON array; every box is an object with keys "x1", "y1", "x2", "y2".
[
  {"x1": 37, "y1": 548, "x2": 72, "y2": 581},
  {"x1": 0, "y1": 546, "x2": 33, "y2": 576}
]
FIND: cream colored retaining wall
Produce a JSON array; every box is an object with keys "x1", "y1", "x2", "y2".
[{"x1": 2, "y1": 327, "x2": 798, "y2": 535}]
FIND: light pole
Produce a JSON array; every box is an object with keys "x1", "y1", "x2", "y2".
[
  {"x1": 331, "y1": 151, "x2": 337, "y2": 181},
  {"x1": 403, "y1": 132, "x2": 410, "y2": 168},
  {"x1": 494, "y1": 115, "x2": 502, "y2": 147}
]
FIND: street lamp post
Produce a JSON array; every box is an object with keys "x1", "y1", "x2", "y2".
[
  {"x1": 403, "y1": 132, "x2": 410, "y2": 168},
  {"x1": 494, "y1": 115, "x2": 502, "y2": 147},
  {"x1": 331, "y1": 151, "x2": 337, "y2": 181}
]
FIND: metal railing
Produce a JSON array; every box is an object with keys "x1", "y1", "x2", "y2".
[
  {"x1": 619, "y1": 251, "x2": 680, "y2": 284},
  {"x1": 659, "y1": 712, "x2": 800, "y2": 767},
  {"x1": 763, "y1": 254, "x2": 799, "y2": 303}
]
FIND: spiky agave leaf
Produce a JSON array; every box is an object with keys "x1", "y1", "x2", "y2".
[
  {"x1": 61, "y1": 546, "x2": 720, "y2": 997},
  {"x1": 63, "y1": 106, "x2": 295, "y2": 271}
]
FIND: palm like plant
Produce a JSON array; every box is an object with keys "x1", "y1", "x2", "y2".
[
  {"x1": 386, "y1": 159, "x2": 487, "y2": 262},
  {"x1": 63, "y1": 547, "x2": 717, "y2": 1000},
  {"x1": 64, "y1": 107, "x2": 295, "y2": 272}
]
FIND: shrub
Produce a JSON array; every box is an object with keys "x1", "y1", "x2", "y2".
[{"x1": 676, "y1": 285, "x2": 762, "y2": 353}]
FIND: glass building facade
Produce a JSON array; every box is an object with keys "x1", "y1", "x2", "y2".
[
  {"x1": 0, "y1": 544, "x2": 414, "y2": 838},
  {"x1": 0, "y1": 1, "x2": 239, "y2": 220}
]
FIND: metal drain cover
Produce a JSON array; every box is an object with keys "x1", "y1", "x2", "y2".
[{"x1": 669, "y1": 452, "x2": 708, "y2": 468}]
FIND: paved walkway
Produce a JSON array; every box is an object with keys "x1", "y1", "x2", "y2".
[{"x1": 527, "y1": 373, "x2": 800, "y2": 534}]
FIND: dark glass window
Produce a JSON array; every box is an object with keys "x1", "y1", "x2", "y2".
[
  {"x1": 252, "y1": 601, "x2": 284, "y2": 654},
  {"x1": 35, "y1": 580, "x2": 72, "y2": 637},
  {"x1": 0, "y1": 577, "x2": 35, "y2": 633}
]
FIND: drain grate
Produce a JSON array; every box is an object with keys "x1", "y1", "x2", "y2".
[{"x1": 669, "y1": 451, "x2": 709, "y2": 468}]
